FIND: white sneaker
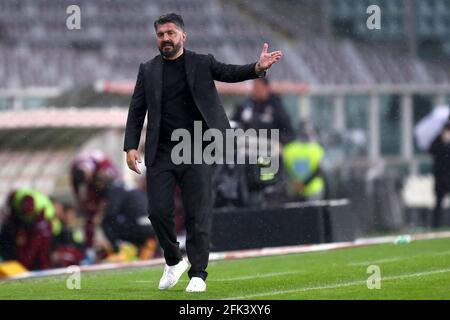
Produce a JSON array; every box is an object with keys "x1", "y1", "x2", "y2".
[
  {"x1": 158, "y1": 259, "x2": 189, "y2": 290},
  {"x1": 186, "y1": 277, "x2": 206, "y2": 292}
]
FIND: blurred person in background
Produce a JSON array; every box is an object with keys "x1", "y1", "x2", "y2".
[
  {"x1": 283, "y1": 124, "x2": 332, "y2": 242},
  {"x1": 231, "y1": 79, "x2": 295, "y2": 206},
  {"x1": 70, "y1": 150, "x2": 118, "y2": 263},
  {"x1": 231, "y1": 77, "x2": 295, "y2": 146},
  {"x1": 0, "y1": 188, "x2": 61, "y2": 270},
  {"x1": 52, "y1": 202, "x2": 85, "y2": 267},
  {"x1": 212, "y1": 121, "x2": 251, "y2": 208},
  {"x1": 283, "y1": 122, "x2": 325, "y2": 201},
  {"x1": 93, "y1": 162, "x2": 158, "y2": 262},
  {"x1": 429, "y1": 120, "x2": 450, "y2": 228}
]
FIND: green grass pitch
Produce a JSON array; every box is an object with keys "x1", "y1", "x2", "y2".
[{"x1": 1, "y1": 237, "x2": 450, "y2": 300}]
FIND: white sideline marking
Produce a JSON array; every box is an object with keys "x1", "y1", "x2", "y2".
[
  {"x1": 433, "y1": 250, "x2": 450, "y2": 256},
  {"x1": 349, "y1": 249, "x2": 450, "y2": 266},
  {"x1": 349, "y1": 257, "x2": 405, "y2": 266},
  {"x1": 209, "y1": 270, "x2": 305, "y2": 282},
  {"x1": 223, "y1": 268, "x2": 450, "y2": 300},
  {"x1": 134, "y1": 271, "x2": 305, "y2": 284}
]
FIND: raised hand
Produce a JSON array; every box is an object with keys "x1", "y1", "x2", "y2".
[{"x1": 256, "y1": 43, "x2": 283, "y2": 72}]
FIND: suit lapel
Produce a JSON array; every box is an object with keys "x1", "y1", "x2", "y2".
[
  {"x1": 184, "y1": 49, "x2": 197, "y2": 94},
  {"x1": 150, "y1": 55, "x2": 163, "y2": 113}
]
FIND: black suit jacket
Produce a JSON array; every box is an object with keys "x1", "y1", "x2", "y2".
[{"x1": 123, "y1": 49, "x2": 264, "y2": 166}]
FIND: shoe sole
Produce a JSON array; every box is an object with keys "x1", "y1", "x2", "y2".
[{"x1": 158, "y1": 261, "x2": 189, "y2": 290}]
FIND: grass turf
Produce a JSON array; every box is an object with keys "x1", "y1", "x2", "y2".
[{"x1": 1, "y1": 237, "x2": 450, "y2": 300}]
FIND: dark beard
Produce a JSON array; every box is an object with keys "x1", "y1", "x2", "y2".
[{"x1": 159, "y1": 41, "x2": 182, "y2": 59}]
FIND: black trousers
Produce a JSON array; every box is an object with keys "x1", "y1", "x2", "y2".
[
  {"x1": 146, "y1": 149, "x2": 214, "y2": 280},
  {"x1": 433, "y1": 181, "x2": 450, "y2": 228}
]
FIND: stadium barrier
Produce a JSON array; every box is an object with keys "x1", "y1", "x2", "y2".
[{"x1": 211, "y1": 199, "x2": 350, "y2": 251}]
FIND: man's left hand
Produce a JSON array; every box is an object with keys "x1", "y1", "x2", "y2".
[{"x1": 256, "y1": 43, "x2": 283, "y2": 74}]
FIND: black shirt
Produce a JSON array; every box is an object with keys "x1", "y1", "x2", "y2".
[{"x1": 158, "y1": 52, "x2": 206, "y2": 153}]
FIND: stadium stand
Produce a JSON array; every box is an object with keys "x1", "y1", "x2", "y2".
[
  {"x1": 1, "y1": 0, "x2": 450, "y2": 88},
  {"x1": 236, "y1": 0, "x2": 450, "y2": 85}
]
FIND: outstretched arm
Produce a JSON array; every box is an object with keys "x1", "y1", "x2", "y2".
[{"x1": 210, "y1": 43, "x2": 283, "y2": 82}]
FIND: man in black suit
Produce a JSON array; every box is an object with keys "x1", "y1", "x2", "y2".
[{"x1": 123, "y1": 13, "x2": 282, "y2": 292}]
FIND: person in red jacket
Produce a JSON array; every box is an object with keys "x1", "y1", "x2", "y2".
[
  {"x1": 0, "y1": 189, "x2": 60, "y2": 270},
  {"x1": 70, "y1": 151, "x2": 118, "y2": 263}
]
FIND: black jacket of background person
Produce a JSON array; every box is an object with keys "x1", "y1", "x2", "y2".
[
  {"x1": 429, "y1": 133, "x2": 450, "y2": 187},
  {"x1": 124, "y1": 49, "x2": 264, "y2": 166},
  {"x1": 101, "y1": 182, "x2": 153, "y2": 252},
  {"x1": 231, "y1": 94, "x2": 295, "y2": 145}
]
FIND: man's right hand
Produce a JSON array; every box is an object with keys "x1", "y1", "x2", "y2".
[{"x1": 126, "y1": 149, "x2": 142, "y2": 174}]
